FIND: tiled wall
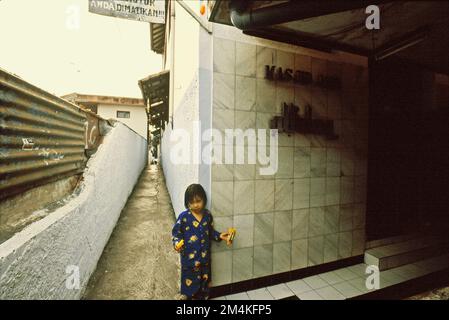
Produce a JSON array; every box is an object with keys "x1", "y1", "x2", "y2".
[{"x1": 209, "y1": 35, "x2": 369, "y2": 287}]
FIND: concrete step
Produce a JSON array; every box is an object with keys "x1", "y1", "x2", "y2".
[{"x1": 364, "y1": 235, "x2": 449, "y2": 271}]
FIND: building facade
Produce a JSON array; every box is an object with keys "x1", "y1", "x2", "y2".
[
  {"x1": 147, "y1": 1, "x2": 448, "y2": 294},
  {"x1": 63, "y1": 93, "x2": 147, "y2": 139}
]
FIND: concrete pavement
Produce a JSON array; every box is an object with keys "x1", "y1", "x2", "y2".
[{"x1": 83, "y1": 164, "x2": 181, "y2": 299}]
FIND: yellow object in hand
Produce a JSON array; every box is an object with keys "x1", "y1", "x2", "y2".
[
  {"x1": 175, "y1": 239, "x2": 184, "y2": 251},
  {"x1": 227, "y1": 228, "x2": 236, "y2": 243}
]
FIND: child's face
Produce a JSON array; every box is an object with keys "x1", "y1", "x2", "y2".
[{"x1": 188, "y1": 195, "x2": 204, "y2": 213}]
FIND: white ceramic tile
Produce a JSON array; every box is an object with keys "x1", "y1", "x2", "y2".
[
  {"x1": 318, "y1": 271, "x2": 345, "y2": 285},
  {"x1": 293, "y1": 147, "x2": 311, "y2": 178},
  {"x1": 274, "y1": 179, "x2": 293, "y2": 210},
  {"x1": 235, "y1": 76, "x2": 256, "y2": 111},
  {"x1": 211, "y1": 181, "x2": 233, "y2": 216},
  {"x1": 323, "y1": 205, "x2": 339, "y2": 234},
  {"x1": 352, "y1": 229, "x2": 366, "y2": 256},
  {"x1": 233, "y1": 181, "x2": 255, "y2": 214},
  {"x1": 326, "y1": 177, "x2": 341, "y2": 206},
  {"x1": 311, "y1": 86, "x2": 327, "y2": 119},
  {"x1": 339, "y1": 204, "x2": 353, "y2": 232},
  {"x1": 340, "y1": 176, "x2": 354, "y2": 204},
  {"x1": 389, "y1": 263, "x2": 427, "y2": 281},
  {"x1": 338, "y1": 231, "x2": 353, "y2": 259},
  {"x1": 232, "y1": 248, "x2": 253, "y2": 283},
  {"x1": 256, "y1": 79, "x2": 276, "y2": 112},
  {"x1": 293, "y1": 178, "x2": 310, "y2": 209},
  {"x1": 236, "y1": 42, "x2": 256, "y2": 77},
  {"x1": 334, "y1": 267, "x2": 359, "y2": 281},
  {"x1": 256, "y1": 46, "x2": 276, "y2": 79},
  {"x1": 226, "y1": 292, "x2": 251, "y2": 300},
  {"x1": 315, "y1": 286, "x2": 346, "y2": 300},
  {"x1": 308, "y1": 236, "x2": 324, "y2": 266},
  {"x1": 347, "y1": 277, "x2": 373, "y2": 294},
  {"x1": 273, "y1": 241, "x2": 292, "y2": 273},
  {"x1": 291, "y1": 239, "x2": 308, "y2": 269},
  {"x1": 275, "y1": 147, "x2": 294, "y2": 179},
  {"x1": 310, "y1": 177, "x2": 326, "y2": 207},
  {"x1": 286, "y1": 279, "x2": 313, "y2": 295},
  {"x1": 277, "y1": 50, "x2": 294, "y2": 70},
  {"x1": 332, "y1": 281, "x2": 363, "y2": 298},
  {"x1": 379, "y1": 269, "x2": 405, "y2": 288},
  {"x1": 214, "y1": 37, "x2": 235, "y2": 74},
  {"x1": 254, "y1": 212, "x2": 274, "y2": 245},
  {"x1": 211, "y1": 251, "x2": 232, "y2": 286},
  {"x1": 213, "y1": 109, "x2": 234, "y2": 131},
  {"x1": 296, "y1": 290, "x2": 323, "y2": 300},
  {"x1": 213, "y1": 72, "x2": 235, "y2": 110},
  {"x1": 323, "y1": 234, "x2": 339, "y2": 263},
  {"x1": 309, "y1": 206, "x2": 325, "y2": 237},
  {"x1": 212, "y1": 163, "x2": 234, "y2": 181},
  {"x1": 246, "y1": 288, "x2": 274, "y2": 300},
  {"x1": 233, "y1": 214, "x2": 254, "y2": 249},
  {"x1": 276, "y1": 84, "x2": 295, "y2": 114},
  {"x1": 266, "y1": 284, "x2": 294, "y2": 300},
  {"x1": 302, "y1": 275, "x2": 328, "y2": 289},
  {"x1": 253, "y1": 244, "x2": 273, "y2": 277},
  {"x1": 274, "y1": 211, "x2": 292, "y2": 242},
  {"x1": 310, "y1": 148, "x2": 326, "y2": 177},
  {"x1": 295, "y1": 54, "x2": 311, "y2": 72},
  {"x1": 292, "y1": 209, "x2": 309, "y2": 239},
  {"x1": 347, "y1": 263, "x2": 369, "y2": 278},
  {"x1": 235, "y1": 110, "x2": 256, "y2": 130}
]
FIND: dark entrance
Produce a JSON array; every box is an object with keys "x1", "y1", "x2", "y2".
[{"x1": 366, "y1": 57, "x2": 449, "y2": 240}]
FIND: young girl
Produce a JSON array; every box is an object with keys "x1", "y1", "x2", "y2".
[{"x1": 172, "y1": 183, "x2": 232, "y2": 300}]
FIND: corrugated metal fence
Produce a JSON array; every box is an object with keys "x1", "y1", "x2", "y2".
[{"x1": 0, "y1": 69, "x2": 107, "y2": 200}]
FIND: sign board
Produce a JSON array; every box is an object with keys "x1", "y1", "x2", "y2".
[{"x1": 88, "y1": 0, "x2": 165, "y2": 24}]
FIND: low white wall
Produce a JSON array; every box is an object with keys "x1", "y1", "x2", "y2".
[{"x1": 0, "y1": 122, "x2": 147, "y2": 299}]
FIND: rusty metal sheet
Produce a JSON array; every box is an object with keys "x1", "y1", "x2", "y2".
[{"x1": 0, "y1": 69, "x2": 105, "y2": 200}]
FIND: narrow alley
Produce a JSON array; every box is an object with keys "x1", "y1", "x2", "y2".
[{"x1": 83, "y1": 164, "x2": 180, "y2": 300}]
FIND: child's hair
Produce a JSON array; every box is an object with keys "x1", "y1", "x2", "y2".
[{"x1": 184, "y1": 183, "x2": 207, "y2": 209}]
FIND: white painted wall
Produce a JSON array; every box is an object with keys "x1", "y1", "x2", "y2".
[
  {"x1": 160, "y1": 1, "x2": 204, "y2": 218},
  {"x1": 0, "y1": 122, "x2": 147, "y2": 299},
  {"x1": 97, "y1": 104, "x2": 147, "y2": 139}
]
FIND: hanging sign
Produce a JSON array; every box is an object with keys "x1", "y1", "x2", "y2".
[{"x1": 88, "y1": 0, "x2": 165, "y2": 24}]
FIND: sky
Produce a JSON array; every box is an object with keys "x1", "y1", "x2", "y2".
[{"x1": 0, "y1": 0, "x2": 163, "y2": 98}]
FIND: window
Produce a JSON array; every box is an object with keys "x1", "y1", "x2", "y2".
[{"x1": 117, "y1": 111, "x2": 130, "y2": 119}]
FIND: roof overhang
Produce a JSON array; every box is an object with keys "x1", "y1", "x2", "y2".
[
  {"x1": 138, "y1": 70, "x2": 170, "y2": 130},
  {"x1": 208, "y1": 1, "x2": 449, "y2": 74}
]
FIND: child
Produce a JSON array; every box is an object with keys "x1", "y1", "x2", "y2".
[{"x1": 172, "y1": 183, "x2": 232, "y2": 300}]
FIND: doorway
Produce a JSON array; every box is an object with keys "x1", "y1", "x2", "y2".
[{"x1": 366, "y1": 57, "x2": 449, "y2": 240}]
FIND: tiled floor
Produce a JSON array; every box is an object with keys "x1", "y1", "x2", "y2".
[{"x1": 212, "y1": 254, "x2": 449, "y2": 300}]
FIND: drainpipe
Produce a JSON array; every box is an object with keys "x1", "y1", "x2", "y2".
[
  {"x1": 169, "y1": 0, "x2": 175, "y2": 129},
  {"x1": 229, "y1": 0, "x2": 388, "y2": 30}
]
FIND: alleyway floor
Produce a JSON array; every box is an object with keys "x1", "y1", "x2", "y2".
[{"x1": 83, "y1": 164, "x2": 181, "y2": 299}]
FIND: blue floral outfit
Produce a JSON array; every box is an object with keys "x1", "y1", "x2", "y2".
[{"x1": 171, "y1": 208, "x2": 222, "y2": 299}]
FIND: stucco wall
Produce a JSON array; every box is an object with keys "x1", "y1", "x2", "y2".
[
  {"x1": 0, "y1": 122, "x2": 147, "y2": 299},
  {"x1": 160, "y1": 1, "x2": 203, "y2": 218}
]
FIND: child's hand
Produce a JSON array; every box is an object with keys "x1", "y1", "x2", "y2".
[
  {"x1": 174, "y1": 240, "x2": 184, "y2": 252},
  {"x1": 220, "y1": 232, "x2": 234, "y2": 246},
  {"x1": 219, "y1": 232, "x2": 229, "y2": 242}
]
